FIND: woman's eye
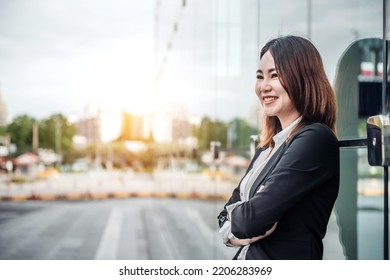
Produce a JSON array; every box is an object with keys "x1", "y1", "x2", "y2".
[
  {"x1": 256, "y1": 74, "x2": 263, "y2": 79},
  {"x1": 271, "y1": 73, "x2": 278, "y2": 78}
]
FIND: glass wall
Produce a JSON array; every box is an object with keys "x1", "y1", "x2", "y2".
[{"x1": 155, "y1": 0, "x2": 386, "y2": 259}]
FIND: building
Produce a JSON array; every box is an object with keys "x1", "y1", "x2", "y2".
[
  {"x1": 76, "y1": 116, "x2": 101, "y2": 144},
  {"x1": 151, "y1": 103, "x2": 193, "y2": 144},
  {"x1": 0, "y1": 86, "x2": 9, "y2": 127}
]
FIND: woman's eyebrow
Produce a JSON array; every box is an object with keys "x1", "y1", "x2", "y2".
[{"x1": 256, "y1": 68, "x2": 276, "y2": 74}]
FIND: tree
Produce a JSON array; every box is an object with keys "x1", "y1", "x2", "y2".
[
  {"x1": 227, "y1": 118, "x2": 258, "y2": 149},
  {"x1": 6, "y1": 115, "x2": 37, "y2": 153},
  {"x1": 196, "y1": 117, "x2": 227, "y2": 150},
  {"x1": 39, "y1": 114, "x2": 78, "y2": 163}
]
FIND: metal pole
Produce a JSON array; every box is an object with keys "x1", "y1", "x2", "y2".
[
  {"x1": 256, "y1": 0, "x2": 261, "y2": 131},
  {"x1": 384, "y1": 167, "x2": 389, "y2": 260},
  {"x1": 383, "y1": 0, "x2": 388, "y2": 115},
  {"x1": 307, "y1": 0, "x2": 312, "y2": 40},
  {"x1": 383, "y1": 0, "x2": 389, "y2": 261}
]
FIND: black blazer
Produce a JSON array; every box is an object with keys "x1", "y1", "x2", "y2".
[{"x1": 218, "y1": 123, "x2": 340, "y2": 260}]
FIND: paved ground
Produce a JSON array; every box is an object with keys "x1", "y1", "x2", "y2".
[
  {"x1": 0, "y1": 170, "x2": 386, "y2": 260},
  {"x1": 0, "y1": 198, "x2": 237, "y2": 260},
  {"x1": 0, "y1": 197, "x2": 349, "y2": 260}
]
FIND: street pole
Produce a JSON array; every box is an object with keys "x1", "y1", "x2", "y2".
[
  {"x1": 32, "y1": 122, "x2": 39, "y2": 152},
  {"x1": 382, "y1": 0, "x2": 389, "y2": 261},
  {"x1": 307, "y1": 0, "x2": 312, "y2": 40},
  {"x1": 55, "y1": 116, "x2": 62, "y2": 169}
]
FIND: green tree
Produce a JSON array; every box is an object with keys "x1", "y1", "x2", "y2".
[
  {"x1": 196, "y1": 117, "x2": 227, "y2": 150},
  {"x1": 6, "y1": 115, "x2": 37, "y2": 153},
  {"x1": 39, "y1": 114, "x2": 78, "y2": 163},
  {"x1": 227, "y1": 118, "x2": 258, "y2": 149}
]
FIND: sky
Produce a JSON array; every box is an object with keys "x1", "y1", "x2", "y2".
[{"x1": 0, "y1": 0, "x2": 156, "y2": 120}]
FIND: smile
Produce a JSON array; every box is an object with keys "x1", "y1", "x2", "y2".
[{"x1": 263, "y1": 96, "x2": 278, "y2": 103}]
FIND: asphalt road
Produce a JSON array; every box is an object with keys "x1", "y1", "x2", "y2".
[
  {"x1": 0, "y1": 198, "x2": 236, "y2": 260},
  {"x1": 0, "y1": 194, "x2": 385, "y2": 260}
]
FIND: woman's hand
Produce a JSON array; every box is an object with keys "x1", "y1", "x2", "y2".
[
  {"x1": 228, "y1": 184, "x2": 277, "y2": 246},
  {"x1": 228, "y1": 237, "x2": 258, "y2": 246},
  {"x1": 228, "y1": 222, "x2": 278, "y2": 246}
]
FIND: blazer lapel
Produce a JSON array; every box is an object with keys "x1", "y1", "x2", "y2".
[{"x1": 249, "y1": 143, "x2": 287, "y2": 198}]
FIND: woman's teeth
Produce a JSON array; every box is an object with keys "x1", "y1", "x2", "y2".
[{"x1": 264, "y1": 96, "x2": 278, "y2": 102}]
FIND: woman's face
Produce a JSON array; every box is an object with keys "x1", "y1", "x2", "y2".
[{"x1": 255, "y1": 51, "x2": 300, "y2": 128}]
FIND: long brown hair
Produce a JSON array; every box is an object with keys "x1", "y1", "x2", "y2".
[{"x1": 258, "y1": 35, "x2": 336, "y2": 148}]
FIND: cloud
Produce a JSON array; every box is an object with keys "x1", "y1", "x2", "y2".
[{"x1": 0, "y1": 0, "x2": 155, "y2": 119}]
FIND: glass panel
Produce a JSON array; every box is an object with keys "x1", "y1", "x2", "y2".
[
  {"x1": 357, "y1": 151, "x2": 385, "y2": 259},
  {"x1": 331, "y1": 1, "x2": 385, "y2": 260},
  {"x1": 155, "y1": 0, "x2": 384, "y2": 260}
]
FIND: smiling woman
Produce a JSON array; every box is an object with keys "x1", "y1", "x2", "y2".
[{"x1": 218, "y1": 35, "x2": 339, "y2": 260}]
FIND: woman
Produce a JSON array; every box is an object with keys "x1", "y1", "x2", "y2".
[{"x1": 217, "y1": 35, "x2": 340, "y2": 260}]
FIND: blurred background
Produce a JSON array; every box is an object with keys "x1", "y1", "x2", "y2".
[{"x1": 0, "y1": 0, "x2": 388, "y2": 260}]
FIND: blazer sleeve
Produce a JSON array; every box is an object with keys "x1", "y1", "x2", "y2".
[
  {"x1": 217, "y1": 147, "x2": 263, "y2": 228},
  {"x1": 229, "y1": 124, "x2": 339, "y2": 239}
]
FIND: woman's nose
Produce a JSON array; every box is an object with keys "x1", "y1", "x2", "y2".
[
  {"x1": 255, "y1": 81, "x2": 271, "y2": 97},
  {"x1": 260, "y1": 82, "x2": 271, "y2": 93}
]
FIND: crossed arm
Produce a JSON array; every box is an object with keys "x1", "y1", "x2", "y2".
[
  {"x1": 219, "y1": 125, "x2": 339, "y2": 245},
  {"x1": 228, "y1": 221, "x2": 277, "y2": 246},
  {"x1": 223, "y1": 185, "x2": 278, "y2": 246}
]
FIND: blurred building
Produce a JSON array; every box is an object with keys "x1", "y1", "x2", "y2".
[
  {"x1": 152, "y1": 103, "x2": 193, "y2": 145},
  {"x1": 77, "y1": 115, "x2": 101, "y2": 144},
  {"x1": 12, "y1": 151, "x2": 40, "y2": 178},
  {"x1": 119, "y1": 112, "x2": 144, "y2": 141},
  {"x1": 0, "y1": 87, "x2": 9, "y2": 127},
  {"x1": 73, "y1": 103, "x2": 122, "y2": 145}
]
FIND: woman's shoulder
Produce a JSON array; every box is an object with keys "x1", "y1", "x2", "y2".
[{"x1": 292, "y1": 122, "x2": 338, "y2": 145}]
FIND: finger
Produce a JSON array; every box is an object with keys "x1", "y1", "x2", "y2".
[{"x1": 257, "y1": 185, "x2": 265, "y2": 193}]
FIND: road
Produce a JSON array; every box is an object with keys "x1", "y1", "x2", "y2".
[
  {"x1": 0, "y1": 196, "x2": 350, "y2": 260},
  {"x1": 0, "y1": 198, "x2": 236, "y2": 260}
]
